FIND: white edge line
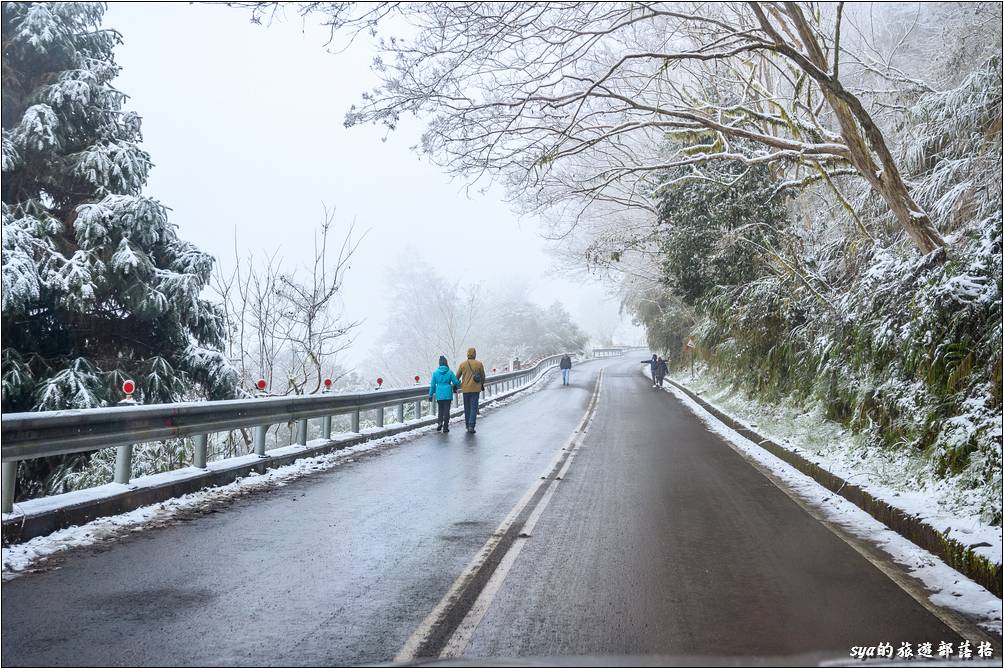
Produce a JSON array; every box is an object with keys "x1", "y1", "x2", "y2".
[
  {"x1": 440, "y1": 372, "x2": 605, "y2": 658},
  {"x1": 394, "y1": 370, "x2": 603, "y2": 662}
]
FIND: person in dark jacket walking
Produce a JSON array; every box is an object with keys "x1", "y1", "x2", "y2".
[
  {"x1": 559, "y1": 353, "x2": 572, "y2": 385},
  {"x1": 428, "y1": 356, "x2": 460, "y2": 433},
  {"x1": 456, "y1": 347, "x2": 486, "y2": 433},
  {"x1": 654, "y1": 356, "x2": 668, "y2": 388},
  {"x1": 642, "y1": 354, "x2": 658, "y2": 388}
]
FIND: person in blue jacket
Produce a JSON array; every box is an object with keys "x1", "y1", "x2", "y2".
[{"x1": 429, "y1": 355, "x2": 460, "y2": 433}]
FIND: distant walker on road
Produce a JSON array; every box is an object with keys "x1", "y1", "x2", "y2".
[{"x1": 559, "y1": 353, "x2": 573, "y2": 385}]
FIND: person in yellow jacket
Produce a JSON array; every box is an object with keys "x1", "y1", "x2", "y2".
[{"x1": 456, "y1": 347, "x2": 487, "y2": 433}]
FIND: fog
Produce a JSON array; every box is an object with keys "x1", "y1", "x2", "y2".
[{"x1": 102, "y1": 2, "x2": 642, "y2": 374}]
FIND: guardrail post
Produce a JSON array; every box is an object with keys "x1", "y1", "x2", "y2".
[
  {"x1": 376, "y1": 406, "x2": 384, "y2": 428},
  {"x1": 252, "y1": 380, "x2": 270, "y2": 456},
  {"x1": 114, "y1": 444, "x2": 133, "y2": 484},
  {"x1": 114, "y1": 381, "x2": 138, "y2": 484},
  {"x1": 321, "y1": 380, "x2": 333, "y2": 439},
  {"x1": 193, "y1": 434, "x2": 208, "y2": 469},
  {"x1": 254, "y1": 425, "x2": 267, "y2": 457},
  {"x1": 2, "y1": 462, "x2": 17, "y2": 513},
  {"x1": 398, "y1": 402, "x2": 406, "y2": 424},
  {"x1": 296, "y1": 418, "x2": 308, "y2": 446},
  {"x1": 413, "y1": 400, "x2": 421, "y2": 422},
  {"x1": 351, "y1": 409, "x2": 360, "y2": 433}
]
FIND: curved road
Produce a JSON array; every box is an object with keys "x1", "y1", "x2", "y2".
[{"x1": 1, "y1": 356, "x2": 976, "y2": 666}]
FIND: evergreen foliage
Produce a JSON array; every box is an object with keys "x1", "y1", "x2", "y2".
[
  {"x1": 655, "y1": 158, "x2": 786, "y2": 307},
  {"x1": 1, "y1": 3, "x2": 237, "y2": 496}
]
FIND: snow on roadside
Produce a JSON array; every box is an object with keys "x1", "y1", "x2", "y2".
[
  {"x1": 667, "y1": 367, "x2": 1002, "y2": 568},
  {"x1": 1, "y1": 371, "x2": 560, "y2": 578},
  {"x1": 657, "y1": 371, "x2": 1002, "y2": 635},
  {"x1": 1, "y1": 430, "x2": 421, "y2": 577}
]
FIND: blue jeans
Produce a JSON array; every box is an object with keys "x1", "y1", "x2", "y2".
[
  {"x1": 561, "y1": 369, "x2": 570, "y2": 384},
  {"x1": 463, "y1": 392, "x2": 480, "y2": 428}
]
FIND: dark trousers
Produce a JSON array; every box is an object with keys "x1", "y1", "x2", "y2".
[
  {"x1": 437, "y1": 400, "x2": 452, "y2": 428},
  {"x1": 463, "y1": 392, "x2": 480, "y2": 427}
]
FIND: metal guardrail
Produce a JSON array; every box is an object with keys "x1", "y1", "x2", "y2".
[
  {"x1": 591, "y1": 346, "x2": 646, "y2": 358},
  {"x1": 1, "y1": 354, "x2": 568, "y2": 513}
]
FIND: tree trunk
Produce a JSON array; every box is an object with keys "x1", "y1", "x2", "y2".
[
  {"x1": 780, "y1": 2, "x2": 947, "y2": 254},
  {"x1": 874, "y1": 169, "x2": 947, "y2": 254},
  {"x1": 827, "y1": 92, "x2": 946, "y2": 254}
]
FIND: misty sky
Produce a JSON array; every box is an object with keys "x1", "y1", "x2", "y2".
[{"x1": 102, "y1": 3, "x2": 643, "y2": 368}]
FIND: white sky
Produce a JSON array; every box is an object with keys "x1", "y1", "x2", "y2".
[{"x1": 103, "y1": 2, "x2": 642, "y2": 367}]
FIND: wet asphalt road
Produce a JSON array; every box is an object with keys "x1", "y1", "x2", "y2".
[
  {"x1": 462, "y1": 361, "x2": 960, "y2": 660},
  {"x1": 1, "y1": 356, "x2": 966, "y2": 666}
]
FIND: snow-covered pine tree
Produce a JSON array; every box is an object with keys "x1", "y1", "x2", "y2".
[{"x1": 1, "y1": 4, "x2": 238, "y2": 491}]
